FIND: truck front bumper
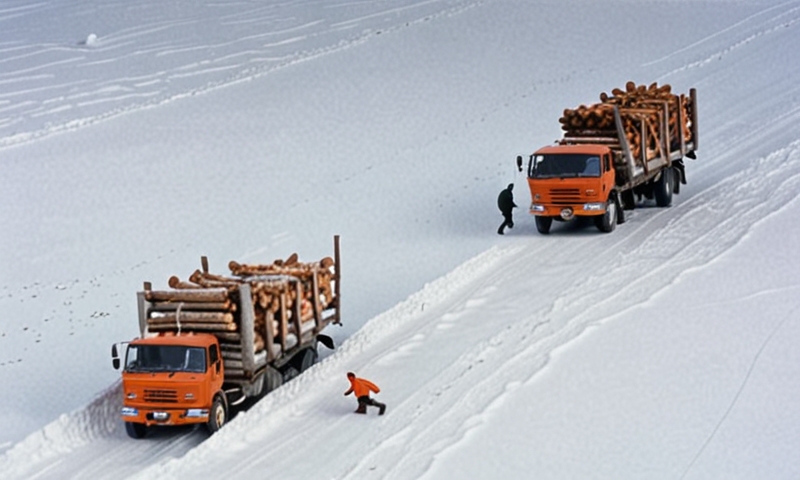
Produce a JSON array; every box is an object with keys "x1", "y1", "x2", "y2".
[
  {"x1": 530, "y1": 202, "x2": 606, "y2": 219},
  {"x1": 121, "y1": 406, "x2": 209, "y2": 426}
]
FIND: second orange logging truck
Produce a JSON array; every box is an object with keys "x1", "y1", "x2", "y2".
[
  {"x1": 516, "y1": 82, "x2": 698, "y2": 234},
  {"x1": 111, "y1": 236, "x2": 341, "y2": 438}
]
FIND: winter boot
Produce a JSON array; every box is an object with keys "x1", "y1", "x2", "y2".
[
  {"x1": 355, "y1": 404, "x2": 367, "y2": 414},
  {"x1": 378, "y1": 403, "x2": 386, "y2": 416}
]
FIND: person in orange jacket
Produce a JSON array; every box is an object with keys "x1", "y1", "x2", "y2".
[{"x1": 344, "y1": 372, "x2": 386, "y2": 415}]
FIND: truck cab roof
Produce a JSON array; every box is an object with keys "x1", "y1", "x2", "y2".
[
  {"x1": 534, "y1": 144, "x2": 611, "y2": 156},
  {"x1": 131, "y1": 331, "x2": 217, "y2": 348}
]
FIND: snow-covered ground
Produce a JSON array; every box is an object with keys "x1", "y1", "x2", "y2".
[{"x1": 1, "y1": 0, "x2": 799, "y2": 478}]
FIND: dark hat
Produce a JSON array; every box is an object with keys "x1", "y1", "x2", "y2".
[{"x1": 507, "y1": 183, "x2": 514, "y2": 190}]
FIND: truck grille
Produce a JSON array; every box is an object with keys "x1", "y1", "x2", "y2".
[
  {"x1": 144, "y1": 389, "x2": 179, "y2": 403},
  {"x1": 549, "y1": 188, "x2": 582, "y2": 205}
]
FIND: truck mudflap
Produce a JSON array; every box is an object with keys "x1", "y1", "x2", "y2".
[{"x1": 317, "y1": 334, "x2": 335, "y2": 350}]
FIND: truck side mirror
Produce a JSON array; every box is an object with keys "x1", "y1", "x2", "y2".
[
  {"x1": 516, "y1": 155, "x2": 523, "y2": 172},
  {"x1": 111, "y1": 344, "x2": 120, "y2": 370}
]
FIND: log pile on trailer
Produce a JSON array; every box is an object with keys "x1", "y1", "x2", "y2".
[
  {"x1": 139, "y1": 242, "x2": 340, "y2": 378},
  {"x1": 558, "y1": 81, "x2": 696, "y2": 169}
]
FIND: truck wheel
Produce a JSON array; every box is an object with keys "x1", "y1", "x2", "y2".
[
  {"x1": 207, "y1": 396, "x2": 226, "y2": 434},
  {"x1": 535, "y1": 216, "x2": 552, "y2": 234},
  {"x1": 621, "y1": 190, "x2": 635, "y2": 210},
  {"x1": 125, "y1": 421, "x2": 147, "y2": 439},
  {"x1": 654, "y1": 167, "x2": 673, "y2": 207},
  {"x1": 292, "y1": 347, "x2": 318, "y2": 373},
  {"x1": 595, "y1": 195, "x2": 618, "y2": 233},
  {"x1": 282, "y1": 365, "x2": 300, "y2": 382},
  {"x1": 264, "y1": 365, "x2": 283, "y2": 394}
]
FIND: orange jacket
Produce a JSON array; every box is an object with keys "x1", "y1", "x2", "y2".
[{"x1": 345, "y1": 377, "x2": 380, "y2": 398}]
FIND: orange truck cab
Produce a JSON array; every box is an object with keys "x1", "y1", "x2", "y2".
[
  {"x1": 519, "y1": 144, "x2": 620, "y2": 234},
  {"x1": 112, "y1": 331, "x2": 226, "y2": 439}
]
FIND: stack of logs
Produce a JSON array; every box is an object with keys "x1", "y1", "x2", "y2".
[
  {"x1": 559, "y1": 81, "x2": 694, "y2": 161},
  {"x1": 144, "y1": 253, "x2": 337, "y2": 353}
]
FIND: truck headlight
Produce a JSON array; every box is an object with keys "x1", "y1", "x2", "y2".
[
  {"x1": 126, "y1": 392, "x2": 137, "y2": 399},
  {"x1": 121, "y1": 407, "x2": 138, "y2": 417},
  {"x1": 583, "y1": 202, "x2": 604, "y2": 211},
  {"x1": 152, "y1": 412, "x2": 170, "y2": 421},
  {"x1": 530, "y1": 204, "x2": 546, "y2": 213},
  {"x1": 185, "y1": 409, "x2": 209, "y2": 418}
]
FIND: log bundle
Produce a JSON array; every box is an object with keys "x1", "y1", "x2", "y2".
[
  {"x1": 559, "y1": 81, "x2": 694, "y2": 162},
  {"x1": 143, "y1": 252, "x2": 338, "y2": 355}
]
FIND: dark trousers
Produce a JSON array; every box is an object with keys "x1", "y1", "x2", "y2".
[
  {"x1": 356, "y1": 396, "x2": 385, "y2": 414},
  {"x1": 498, "y1": 211, "x2": 514, "y2": 234}
]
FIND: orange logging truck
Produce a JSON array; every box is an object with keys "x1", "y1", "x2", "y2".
[
  {"x1": 111, "y1": 236, "x2": 341, "y2": 438},
  {"x1": 516, "y1": 82, "x2": 698, "y2": 234}
]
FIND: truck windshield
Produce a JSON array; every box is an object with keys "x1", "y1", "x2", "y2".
[
  {"x1": 530, "y1": 154, "x2": 601, "y2": 178},
  {"x1": 125, "y1": 345, "x2": 206, "y2": 373}
]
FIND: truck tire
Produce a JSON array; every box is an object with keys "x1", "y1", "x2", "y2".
[
  {"x1": 654, "y1": 167, "x2": 673, "y2": 207},
  {"x1": 282, "y1": 365, "x2": 299, "y2": 382},
  {"x1": 293, "y1": 347, "x2": 318, "y2": 373},
  {"x1": 535, "y1": 216, "x2": 552, "y2": 234},
  {"x1": 264, "y1": 365, "x2": 283, "y2": 394},
  {"x1": 207, "y1": 396, "x2": 227, "y2": 434},
  {"x1": 125, "y1": 421, "x2": 147, "y2": 439},
  {"x1": 595, "y1": 195, "x2": 618, "y2": 233},
  {"x1": 621, "y1": 190, "x2": 635, "y2": 210}
]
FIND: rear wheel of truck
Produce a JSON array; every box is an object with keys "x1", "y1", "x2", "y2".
[
  {"x1": 125, "y1": 421, "x2": 147, "y2": 439},
  {"x1": 595, "y1": 195, "x2": 618, "y2": 233},
  {"x1": 654, "y1": 167, "x2": 674, "y2": 207},
  {"x1": 293, "y1": 347, "x2": 318, "y2": 373},
  {"x1": 535, "y1": 216, "x2": 553, "y2": 234},
  {"x1": 282, "y1": 365, "x2": 300, "y2": 382},
  {"x1": 207, "y1": 396, "x2": 227, "y2": 434},
  {"x1": 264, "y1": 365, "x2": 283, "y2": 394},
  {"x1": 621, "y1": 190, "x2": 635, "y2": 210}
]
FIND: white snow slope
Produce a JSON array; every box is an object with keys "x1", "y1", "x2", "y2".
[{"x1": 1, "y1": 0, "x2": 800, "y2": 478}]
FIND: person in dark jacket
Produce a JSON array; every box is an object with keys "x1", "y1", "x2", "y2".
[
  {"x1": 497, "y1": 183, "x2": 517, "y2": 235},
  {"x1": 344, "y1": 372, "x2": 386, "y2": 415}
]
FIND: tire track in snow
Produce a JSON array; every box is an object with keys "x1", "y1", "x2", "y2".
[
  {"x1": 0, "y1": 380, "x2": 207, "y2": 480},
  {"x1": 656, "y1": 2, "x2": 800, "y2": 78},
  {"x1": 679, "y1": 302, "x2": 800, "y2": 479},
  {"x1": 0, "y1": 0, "x2": 481, "y2": 149},
  {"x1": 644, "y1": 1, "x2": 799, "y2": 67}
]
